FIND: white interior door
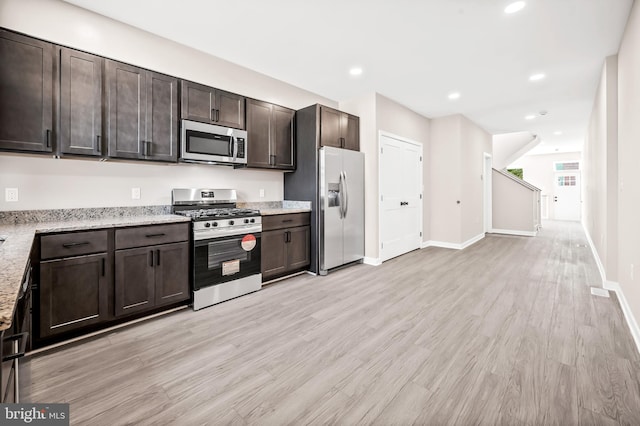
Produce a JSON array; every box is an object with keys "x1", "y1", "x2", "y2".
[
  {"x1": 554, "y1": 172, "x2": 581, "y2": 221},
  {"x1": 379, "y1": 133, "x2": 423, "y2": 262}
]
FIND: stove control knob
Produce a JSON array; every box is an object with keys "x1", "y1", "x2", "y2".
[
  {"x1": 204, "y1": 222, "x2": 211, "y2": 228},
  {"x1": 212, "y1": 222, "x2": 218, "y2": 227},
  {"x1": 250, "y1": 218, "x2": 255, "y2": 223},
  {"x1": 229, "y1": 220, "x2": 235, "y2": 226},
  {"x1": 244, "y1": 219, "x2": 249, "y2": 224}
]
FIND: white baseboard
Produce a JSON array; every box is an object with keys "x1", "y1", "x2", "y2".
[
  {"x1": 422, "y1": 233, "x2": 485, "y2": 250},
  {"x1": 603, "y1": 280, "x2": 640, "y2": 356},
  {"x1": 363, "y1": 257, "x2": 382, "y2": 266},
  {"x1": 582, "y1": 223, "x2": 640, "y2": 355},
  {"x1": 461, "y1": 233, "x2": 485, "y2": 249},
  {"x1": 582, "y1": 223, "x2": 607, "y2": 284},
  {"x1": 489, "y1": 228, "x2": 537, "y2": 237}
]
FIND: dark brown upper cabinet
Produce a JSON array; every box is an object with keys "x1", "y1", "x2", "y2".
[
  {"x1": 319, "y1": 105, "x2": 360, "y2": 151},
  {"x1": 59, "y1": 47, "x2": 103, "y2": 156},
  {"x1": 246, "y1": 98, "x2": 295, "y2": 170},
  {"x1": 105, "y1": 59, "x2": 178, "y2": 162},
  {"x1": 181, "y1": 80, "x2": 245, "y2": 129},
  {"x1": 0, "y1": 30, "x2": 54, "y2": 153}
]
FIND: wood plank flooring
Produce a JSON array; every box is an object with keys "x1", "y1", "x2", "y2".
[{"x1": 24, "y1": 221, "x2": 640, "y2": 425}]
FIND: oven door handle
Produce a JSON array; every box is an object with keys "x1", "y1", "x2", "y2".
[{"x1": 194, "y1": 225, "x2": 262, "y2": 241}]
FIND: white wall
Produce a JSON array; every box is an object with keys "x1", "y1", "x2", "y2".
[
  {"x1": 0, "y1": 0, "x2": 336, "y2": 211},
  {"x1": 460, "y1": 115, "x2": 492, "y2": 242},
  {"x1": 492, "y1": 131, "x2": 537, "y2": 170},
  {"x1": 583, "y1": 56, "x2": 618, "y2": 282},
  {"x1": 430, "y1": 114, "x2": 491, "y2": 245},
  {"x1": 617, "y1": 0, "x2": 640, "y2": 334},
  {"x1": 492, "y1": 170, "x2": 536, "y2": 233},
  {"x1": 509, "y1": 152, "x2": 582, "y2": 221},
  {"x1": 429, "y1": 115, "x2": 462, "y2": 244}
]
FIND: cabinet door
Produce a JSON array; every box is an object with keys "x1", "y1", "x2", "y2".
[
  {"x1": 287, "y1": 226, "x2": 311, "y2": 271},
  {"x1": 261, "y1": 229, "x2": 288, "y2": 280},
  {"x1": 181, "y1": 80, "x2": 214, "y2": 123},
  {"x1": 273, "y1": 105, "x2": 295, "y2": 170},
  {"x1": 155, "y1": 242, "x2": 190, "y2": 306},
  {"x1": 342, "y1": 113, "x2": 360, "y2": 151},
  {"x1": 106, "y1": 60, "x2": 145, "y2": 159},
  {"x1": 145, "y1": 71, "x2": 178, "y2": 162},
  {"x1": 0, "y1": 30, "x2": 54, "y2": 153},
  {"x1": 246, "y1": 99, "x2": 272, "y2": 168},
  {"x1": 115, "y1": 247, "x2": 155, "y2": 317},
  {"x1": 59, "y1": 47, "x2": 102, "y2": 156},
  {"x1": 215, "y1": 89, "x2": 245, "y2": 129},
  {"x1": 319, "y1": 106, "x2": 341, "y2": 148},
  {"x1": 39, "y1": 254, "x2": 108, "y2": 338}
]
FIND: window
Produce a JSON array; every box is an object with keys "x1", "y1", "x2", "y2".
[
  {"x1": 555, "y1": 161, "x2": 580, "y2": 171},
  {"x1": 557, "y1": 175, "x2": 577, "y2": 186}
]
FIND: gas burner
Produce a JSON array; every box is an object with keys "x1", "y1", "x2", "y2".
[{"x1": 176, "y1": 208, "x2": 260, "y2": 220}]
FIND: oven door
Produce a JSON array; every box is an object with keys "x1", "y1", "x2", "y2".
[{"x1": 194, "y1": 233, "x2": 261, "y2": 291}]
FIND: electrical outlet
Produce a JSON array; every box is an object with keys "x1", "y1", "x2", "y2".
[
  {"x1": 259, "y1": 189, "x2": 265, "y2": 198},
  {"x1": 131, "y1": 188, "x2": 141, "y2": 200},
  {"x1": 5, "y1": 188, "x2": 18, "y2": 202}
]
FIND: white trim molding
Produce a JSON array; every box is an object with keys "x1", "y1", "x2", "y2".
[
  {"x1": 423, "y1": 233, "x2": 485, "y2": 250},
  {"x1": 582, "y1": 222, "x2": 640, "y2": 355},
  {"x1": 363, "y1": 257, "x2": 382, "y2": 266},
  {"x1": 489, "y1": 228, "x2": 538, "y2": 237},
  {"x1": 603, "y1": 280, "x2": 640, "y2": 356}
]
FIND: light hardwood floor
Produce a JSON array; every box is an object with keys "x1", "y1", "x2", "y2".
[{"x1": 25, "y1": 221, "x2": 640, "y2": 425}]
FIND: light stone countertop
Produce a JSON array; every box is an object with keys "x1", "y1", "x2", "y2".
[
  {"x1": 0, "y1": 214, "x2": 190, "y2": 332},
  {"x1": 259, "y1": 208, "x2": 312, "y2": 215}
]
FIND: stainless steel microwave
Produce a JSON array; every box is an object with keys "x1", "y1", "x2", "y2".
[{"x1": 180, "y1": 120, "x2": 247, "y2": 166}]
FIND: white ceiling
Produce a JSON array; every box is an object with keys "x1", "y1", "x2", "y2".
[{"x1": 63, "y1": 0, "x2": 632, "y2": 155}]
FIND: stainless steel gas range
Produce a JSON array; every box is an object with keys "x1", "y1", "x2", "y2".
[{"x1": 172, "y1": 188, "x2": 262, "y2": 310}]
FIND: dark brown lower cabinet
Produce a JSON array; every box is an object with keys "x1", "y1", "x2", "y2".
[
  {"x1": 39, "y1": 253, "x2": 109, "y2": 338},
  {"x1": 261, "y1": 213, "x2": 311, "y2": 281},
  {"x1": 115, "y1": 242, "x2": 189, "y2": 317}
]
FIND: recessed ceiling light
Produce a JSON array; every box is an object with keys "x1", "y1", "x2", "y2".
[
  {"x1": 525, "y1": 114, "x2": 536, "y2": 120},
  {"x1": 529, "y1": 73, "x2": 546, "y2": 81},
  {"x1": 505, "y1": 1, "x2": 526, "y2": 14},
  {"x1": 349, "y1": 67, "x2": 363, "y2": 76},
  {"x1": 554, "y1": 131, "x2": 563, "y2": 135},
  {"x1": 448, "y1": 92, "x2": 461, "y2": 100}
]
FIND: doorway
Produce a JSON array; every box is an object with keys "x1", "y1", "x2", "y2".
[
  {"x1": 379, "y1": 132, "x2": 423, "y2": 262},
  {"x1": 483, "y1": 153, "x2": 492, "y2": 233},
  {"x1": 554, "y1": 172, "x2": 581, "y2": 221}
]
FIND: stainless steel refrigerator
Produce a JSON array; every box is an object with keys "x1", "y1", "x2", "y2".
[
  {"x1": 284, "y1": 106, "x2": 364, "y2": 275},
  {"x1": 318, "y1": 146, "x2": 364, "y2": 274}
]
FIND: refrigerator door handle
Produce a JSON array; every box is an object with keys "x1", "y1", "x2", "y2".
[
  {"x1": 342, "y1": 170, "x2": 349, "y2": 218},
  {"x1": 338, "y1": 172, "x2": 345, "y2": 219}
]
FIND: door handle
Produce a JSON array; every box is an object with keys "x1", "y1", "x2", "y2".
[
  {"x1": 149, "y1": 251, "x2": 154, "y2": 267},
  {"x1": 96, "y1": 135, "x2": 101, "y2": 153},
  {"x1": 102, "y1": 257, "x2": 106, "y2": 276},
  {"x1": 216, "y1": 109, "x2": 220, "y2": 122},
  {"x1": 342, "y1": 171, "x2": 349, "y2": 218},
  {"x1": 338, "y1": 172, "x2": 345, "y2": 219},
  {"x1": 46, "y1": 129, "x2": 51, "y2": 148},
  {"x1": 211, "y1": 108, "x2": 215, "y2": 121},
  {"x1": 156, "y1": 249, "x2": 160, "y2": 266},
  {"x1": 554, "y1": 196, "x2": 558, "y2": 202}
]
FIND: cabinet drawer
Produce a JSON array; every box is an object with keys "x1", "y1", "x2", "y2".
[
  {"x1": 262, "y1": 212, "x2": 310, "y2": 231},
  {"x1": 115, "y1": 222, "x2": 189, "y2": 250},
  {"x1": 41, "y1": 230, "x2": 108, "y2": 260}
]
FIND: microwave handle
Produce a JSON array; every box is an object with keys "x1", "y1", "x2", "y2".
[{"x1": 230, "y1": 137, "x2": 235, "y2": 158}]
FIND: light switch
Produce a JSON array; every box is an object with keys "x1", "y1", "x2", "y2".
[{"x1": 131, "y1": 188, "x2": 141, "y2": 200}]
